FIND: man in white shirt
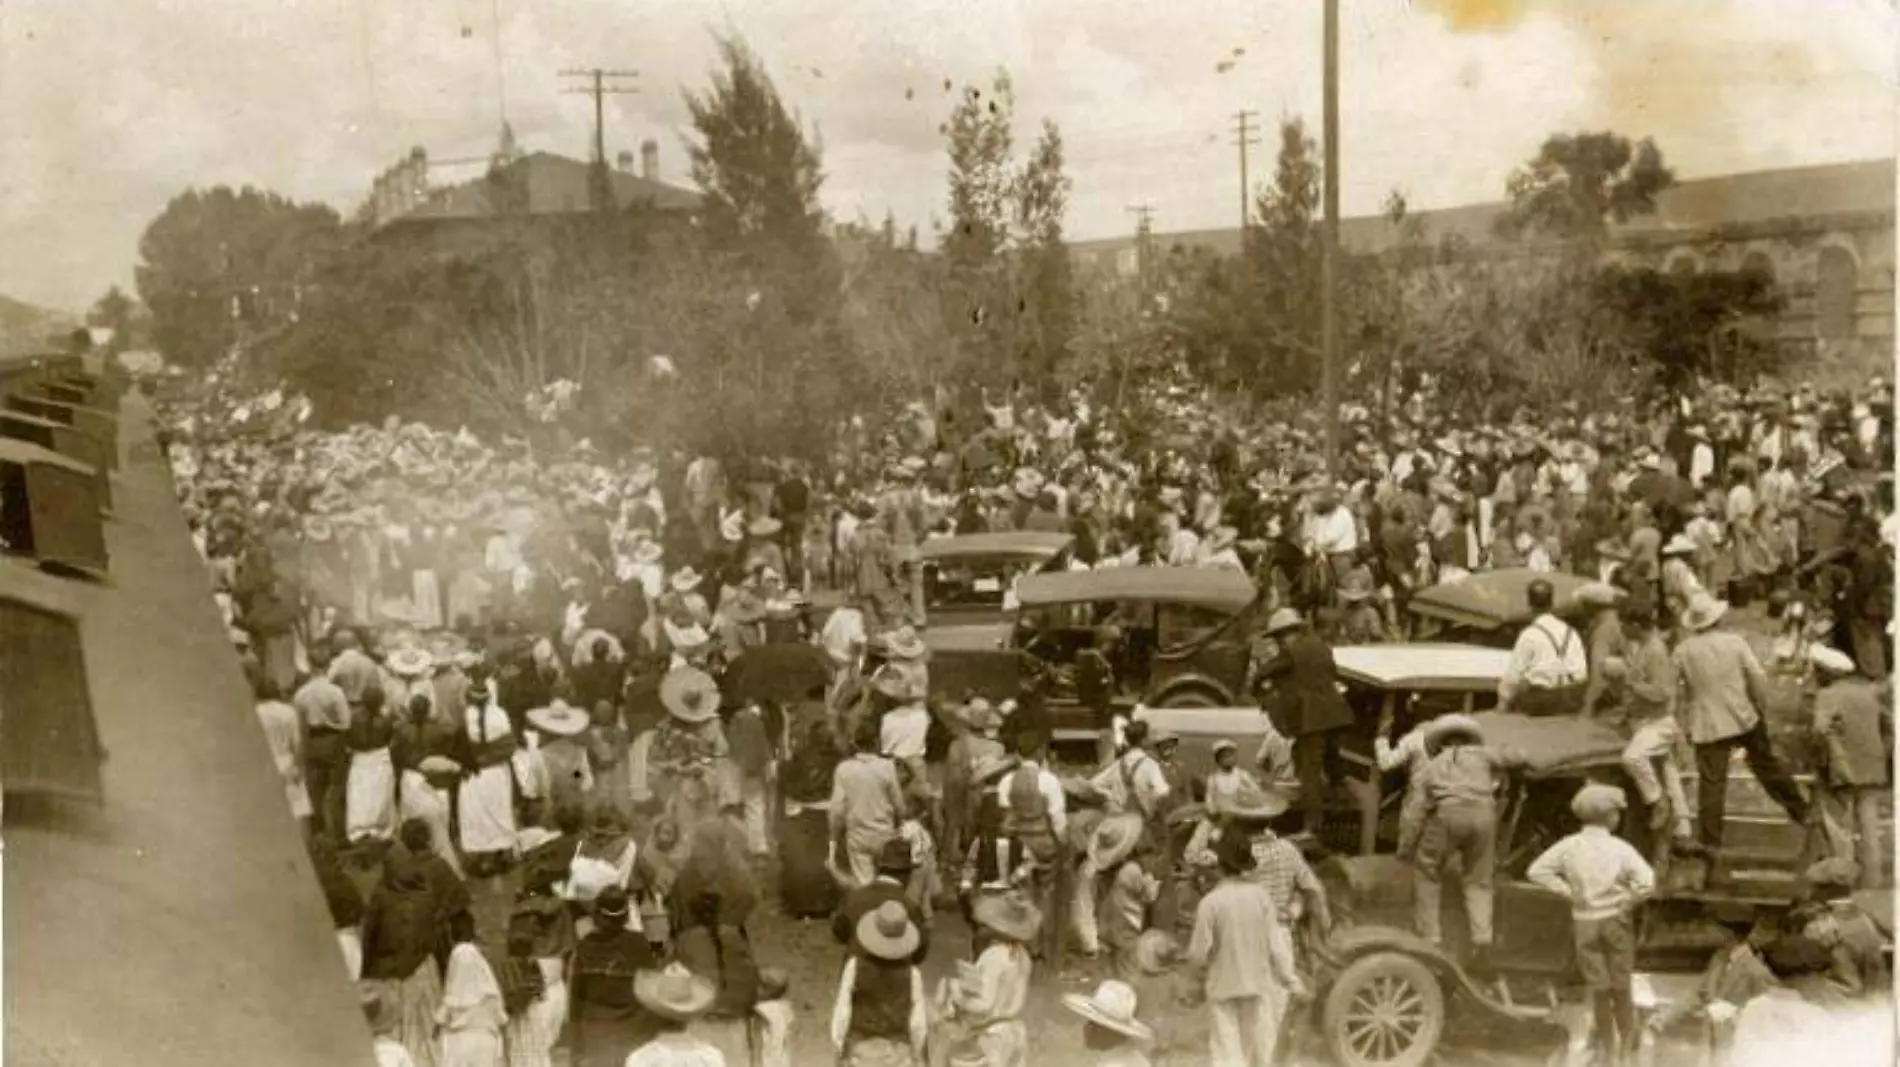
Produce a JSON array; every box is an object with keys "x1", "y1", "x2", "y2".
[
  {"x1": 1161, "y1": 512, "x2": 1201, "y2": 567},
  {"x1": 1498, "y1": 578, "x2": 1590, "y2": 716}
]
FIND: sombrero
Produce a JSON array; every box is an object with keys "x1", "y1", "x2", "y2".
[
  {"x1": 631, "y1": 541, "x2": 664, "y2": 565},
  {"x1": 1423, "y1": 713, "x2": 1484, "y2": 751},
  {"x1": 633, "y1": 963, "x2": 717, "y2": 1022},
  {"x1": 669, "y1": 567, "x2": 704, "y2": 594},
  {"x1": 855, "y1": 900, "x2": 923, "y2": 962},
  {"x1": 1222, "y1": 786, "x2": 1289, "y2": 824},
  {"x1": 385, "y1": 646, "x2": 435, "y2": 679},
  {"x1": 1264, "y1": 607, "x2": 1304, "y2": 635},
  {"x1": 658, "y1": 667, "x2": 721, "y2": 723},
  {"x1": 970, "y1": 891, "x2": 1043, "y2": 943},
  {"x1": 970, "y1": 752, "x2": 1021, "y2": 785},
  {"x1": 879, "y1": 626, "x2": 928, "y2": 662},
  {"x1": 1061, "y1": 981, "x2": 1154, "y2": 1043},
  {"x1": 1679, "y1": 595, "x2": 1731, "y2": 633},
  {"x1": 527, "y1": 702, "x2": 591, "y2": 737},
  {"x1": 748, "y1": 515, "x2": 783, "y2": 538}
]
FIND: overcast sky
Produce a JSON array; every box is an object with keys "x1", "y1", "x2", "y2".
[{"x1": 1, "y1": 0, "x2": 1893, "y2": 312}]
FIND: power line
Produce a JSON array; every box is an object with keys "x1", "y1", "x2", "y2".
[
  {"x1": 1232, "y1": 110, "x2": 1261, "y2": 231},
  {"x1": 558, "y1": 68, "x2": 641, "y2": 165}
]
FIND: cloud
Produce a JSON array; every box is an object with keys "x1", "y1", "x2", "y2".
[{"x1": 0, "y1": 0, "x2": 1891, "y2": 311}]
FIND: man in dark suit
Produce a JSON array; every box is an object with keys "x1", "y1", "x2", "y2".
[
  {"x1": 1256, "y1": 607, "x2": 1354, "y2": 834},
  {"x1": 832, "y1": 837, "x2": 930, "y2": 963}
]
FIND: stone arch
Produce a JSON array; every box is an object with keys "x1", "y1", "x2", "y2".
[{"x1": 1815, "y1": 243, "x2": 1859, "y2": 340}]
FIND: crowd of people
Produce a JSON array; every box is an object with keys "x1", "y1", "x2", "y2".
[{"x1": 153, "y1": 361, "x2": 1895, "y2": 1067}]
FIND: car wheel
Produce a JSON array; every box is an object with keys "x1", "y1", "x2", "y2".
[{"x1": 1322, "y1": 950, "x2": 1445, "y2": 1067}]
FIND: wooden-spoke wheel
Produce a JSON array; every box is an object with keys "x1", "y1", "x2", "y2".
[{"x1": 1322, "y1": 951, "x2": 1446, "y2": 1067}]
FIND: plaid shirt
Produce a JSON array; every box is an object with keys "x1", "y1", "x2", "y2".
[{"x1": 1246, "y1": 832, "x2": 1321, "y2": 924}]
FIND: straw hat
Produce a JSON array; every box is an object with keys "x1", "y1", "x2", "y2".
[
  {"x1": 386, "y1": 646, "x2": 435, "y2": 679},
  {"x1": 1423, "y1": 713, "x2": 1484, "y2": 751},
  {"x1": 879, "y1": 625, "x2": 929, "y2": 662},
  {"x1": 527, "y1": 703, "x2": 591, "y2": 737},
  {"x1": 1569, "y1": 783, "x2": 1627, "y2": 821},
  {"x1": 1804, "y1": 857, "x2": 1862, "y2": 889},
  {"x1": 631, "y1": 540, "x2": 664, "y2": 565},
  {"x1": 1221, "y1": 786, "x2": 1289, "y2": 824},
  {"x1": 1679, "y1": 595, "x2": 1731, "y2": 633},
  {"x1": 659, "y1": 667, "x2": 722, "y2": 723},
  {"x1": 971, "y1": 892, "x2": 1043, "y2": 943},
  {"x1": 633, "y1": 963, "x2": 718, "y2": 1021},
  {"x1": 1807, "y1": 645, "x2": 1857, "y2": 676},
  {"x1": 1061, "y1": 981, "x2": 1155, "y2": 1044},
  {"x1": 748, "y1": 515, "x2": 783, "y2": 538},
  {"x1": 1264, "y1": 607, "x2": 1304, "y2": 635},
  {"x1": 869, "y1": 663, "x2": 914, "y2": 701},
  {"x1": 719, "y1": 509, "x2": 746, "y2": 544},
  {"x1": 1573, "y1": 582, "x2": 1623, "y2": 609},
  {"x1": 855, "y1": 900, "x2": 923, "y2": 962},
  {"x1": 1086, "y1": 813, "x2": 1146, "y2": 871},
  {"x1": 669, "y1": 567, "x2": 704, "y2": 593},
  {"x1": 1660, "y1": 534, "x2": 1696, "y2": 557},
  {"x1": 1132, "y1": 930, "x2": 1181, "y2": 976}
]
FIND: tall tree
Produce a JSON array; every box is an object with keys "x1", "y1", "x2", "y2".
[
  {"x1": 1012, "y1": 119, "x2": 1075, "y2": 391},
  {"x1": 1496, "y1": 132, "x2": 1675, "y2": 241},
  {"x1": 940, "y1": 72, "x2": 1017, "y2": 389},
  {"x1": 134, "y1": 186, "x2": 341, "y2": 367},
  {"x1": 684, "y1": 34, "x2": 837, "y2": 324}
]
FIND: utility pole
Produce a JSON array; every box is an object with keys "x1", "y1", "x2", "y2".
[
  {"x1": 1126, "y1": 204, "x2": 1156, "y2": 295},
  {"x1": 559, "y1": 67, "x2": 640, "y2": 211},
  {"x1": 1320, "y1": 0, "x2": 1342, "y2": 474},
  {"x1": 1231, "y1": 110, "x2": 1260, "y2": 231}
]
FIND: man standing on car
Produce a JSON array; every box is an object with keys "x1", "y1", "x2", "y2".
[
  {"x1": 1672, "y1": 593, "x2": 1810, "y2": 888},
  {"x1": 1254, "y1": 607, "x2": 1353, "y2": 834},
  {"x1": 1496, "y1": 578, "x2": 1589, "y2": 717}
]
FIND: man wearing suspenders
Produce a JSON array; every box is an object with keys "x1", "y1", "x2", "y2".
[
  {"x1": 995, "y1": 732, "x2": 1068, "y2": 965},
  {"x1": 1498, "y1": 579, "x2": 1590, "y2": 718}
]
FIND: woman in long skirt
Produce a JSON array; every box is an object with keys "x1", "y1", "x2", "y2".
[
  {"x1": 437, "y1": 933, "x2": 507, "y2": 1067},
  {"x1": 362, "y1": 853, "x2": 446, "y2": 1067},
  {"x1": 348, "y1": 688, "x2": 400, "y2": 846},
  {"x1": 460, "y1": 682, "x2": 520, "y2": 875}
]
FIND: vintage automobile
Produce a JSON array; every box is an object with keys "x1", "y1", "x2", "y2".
[
  {"x1": 1002, "y1": 566, "x2": 1262, "y2": 742},
  {"x1": 1304, "y1": 709, "x2": 1839, "y2": 1067},
  {"x1": 1405, "y1": 568, "x2": 1602, "y2": 647},
  {"x1": 917, "y1": 530, "x2": 1074, "y2": 652}
]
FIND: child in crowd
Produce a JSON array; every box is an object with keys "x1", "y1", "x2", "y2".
[
  {"x1": 634, "y1": 817, "x2": 684, "y2": 955},
  {"x1": 897, "y1": 793, "x2": 938, "y2": 926},
  {"x1": 1061, "y1": 980, "x2": 1156, "y2": 1067},
  {"x1": 1527, "y1": 783, "x2": 1656, "y2": 1067},
  {"x1": 1202, "y1": 740, "x2": 1263, "y2": 819}
]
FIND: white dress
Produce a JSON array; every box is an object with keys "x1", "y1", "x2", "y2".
[{"x1": 458, "y1": 698, "x2": 518, "y2": 856}]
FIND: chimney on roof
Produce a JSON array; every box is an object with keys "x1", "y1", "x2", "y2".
[
  {"x1": 617, "y1": 150, "x2": 635, "y2": 174},
  {"x1": 641, "y1": 139, "x2": 659, "y2": 182}
]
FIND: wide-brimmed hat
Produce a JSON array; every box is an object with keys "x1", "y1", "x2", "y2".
[
  {"x1": 971, "y1": 752, "x2": 1021, "y2": 785},
  {"x1": 665, "y1": 621, "x2": 713, "y2": 660},
  {"x1": 658, "y1": 667, "x2": 721, "y2": 723},
  {"x1": 385, "y1": 646, "x2": 435, "y2": 678},
  {"x1": 855, "y1": 899, "x2": 923, "y2": 961},
  {"x1": 631, "y1": 540, "x2": 664, "y2": 565},
  {"x1": 527, "y1": 702, "x2": 591, "y2": 737},
  {"x1": 1808, "y1": 645, "x2": 1857, "y2": 675},
  {"x1": 1570, "y1": 783, "x2": 1627, "y2": 821},
  {"x1": 869, "y1": 663, "x2": 914, "y2": 701},
  {"x1": 971, "y1": 892, "x2": 1043, "y2": 943},
  {"x1": 1679, "y1": 595, "x2": 1731, "y2": 633},
  {"x1": 304, "y1": 516, "x2": 335, "y2": 543},
  {"x1": 1222, "y1": 785, "x2": 1289, "y2": 823},
  {"x1": 1086, "y1": 813, "x2": 1146, "y2": 870},
  {"x1": 879, "y1": 625, "x2": 928, "y2": 662},
  {"x1": 1423, "y1": 713, "x2": 1484, "y2": 751},
  {"x1": 1264, "y1": 607, "x2": 1304, "y2": 635},
  {"x1": 1803, "y1": 857, "x2": 1862, "y2": 890},
  {"x1": 1062, "y1": 981, "x2": 1155, "y2": 1043},
  {"x1": 748, "y1": 515, "x2": 783, "y2": 538},
  {"x1": 633, "y1": 963, "x2": 718, "y2": 1021},
  {"x1": 669, "y1": 567, "x2": 704, "y2": 593},
  {"x1": 1660, "y1": 534, "x2": 1696, "y2": 557},
  {"x1": 719, "y1": 509, "x2": 746, "y2": 544}
]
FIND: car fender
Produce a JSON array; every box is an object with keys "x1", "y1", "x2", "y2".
[
  {"x1": 1316, "y1": 925, "x2": 1504, "y2": 1012},
  {"x1": 1146, "y1": 674, "x2": 1236, "y2": 707}
]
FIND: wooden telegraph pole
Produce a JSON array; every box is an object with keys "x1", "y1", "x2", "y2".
[{"x1": 1320, "y1": 0, "x2": 1342, "y2": 474}]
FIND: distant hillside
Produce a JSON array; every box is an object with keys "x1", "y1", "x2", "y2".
[{"x1": 0, "y1": 294, "x2": 78, "y2": 360}]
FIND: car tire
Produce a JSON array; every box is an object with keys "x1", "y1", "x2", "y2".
[{"x1": 1322, "y1": 950, "x2": 1445, "y2": 1067}]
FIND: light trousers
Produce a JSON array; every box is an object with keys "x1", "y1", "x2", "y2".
[
  {"x1": 1622, "y1": 717, "x2": 1694, "y2": 837},
  {"x1": 1819, "y1": 784, "x2": 1886, "y2": 888},
  {"x1": 1207, "y1": 993, "x2": 1284, "y2": 1067}
]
